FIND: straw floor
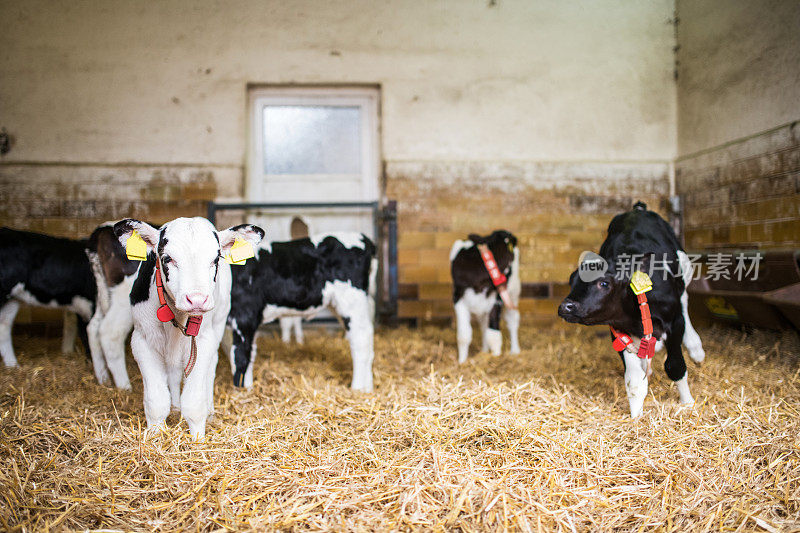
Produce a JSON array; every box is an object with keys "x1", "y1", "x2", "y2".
[{"x1": 2, "y1": 323, "x2": 800, "y2": 532}]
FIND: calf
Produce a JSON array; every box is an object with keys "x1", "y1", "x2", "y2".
[
  {"x1": 450, "y1": 230, "x2": 521, "y2": 363},
  {"x1": 558, "y1": 202, "x2": 705, "y2": 418},
  {"x1": 115, "y1": 217, "x2": 264, "y2": 439},
  {"x1": 0, "y1": 228, "x2": 95, "y2": 368},
  {"x1": 85, "y1": 223, "x2": 141, "y2": 389},
  {"x1": 227, "y1": 233, "x2": 377, "y2": 391}
]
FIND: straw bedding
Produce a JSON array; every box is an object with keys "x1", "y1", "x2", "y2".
[{"x1": 1, "y1": 324, "x2": 799, "y2": 532}]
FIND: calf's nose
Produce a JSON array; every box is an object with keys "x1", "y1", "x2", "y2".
[
  {"x1": 185, "y1": 292, "x2": 209, "y2": 310},
  {"x1": 558, "y1": 299, "x2": 578, "y2": 316}
]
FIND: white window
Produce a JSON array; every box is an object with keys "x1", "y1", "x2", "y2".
[{"x1": 247, "y1": 87, "x2": 380, "y2": 242}]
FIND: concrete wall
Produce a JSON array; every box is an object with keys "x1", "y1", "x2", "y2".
[
  {"x1": 676, "y1": 0, "x2": 800, "y2": 156},
  {"x1": 676, "y1": 0, "x2": 800, "y2": 252},
  {"x1": 2, "y1": 0, "x2": 677, "y2": 166}
]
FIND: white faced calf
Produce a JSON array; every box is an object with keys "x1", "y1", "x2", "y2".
[
  {"x1": 115, "y1": 217, "x2": 264, "y2": 440},
  {"x1": 450, "y1": 230, "x2": 521, "y2": 363}
]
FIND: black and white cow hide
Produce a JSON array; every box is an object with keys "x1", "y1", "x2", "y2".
[
  {"x1": 227, "y1": 233, "x2": 377, "y2": 391},
  {"x1": 450, "y1": 230, "x2": 521, "y2": 363},
  {"x1": 0, "y1": 227, "x2": 95, "y2": 367}
]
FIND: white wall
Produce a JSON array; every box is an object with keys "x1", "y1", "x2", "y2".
[
  {"x1": 1, "y1": 0, "x2": 677, "y2": 167},
  {"x1": 676, "y1": 0, "x2": 800, "y2": 156}
]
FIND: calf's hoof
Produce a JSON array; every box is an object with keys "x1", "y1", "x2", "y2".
[
  {"x1": 484, "y1": 329, "x2": 502, "y2": 356},
  {"x1": 689, "y1": 348, "x2": 706, "y2": 364}
]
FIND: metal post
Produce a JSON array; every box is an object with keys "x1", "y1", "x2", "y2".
[
  {"x1": 207, "y1": 202, "x2": 217, "y2": 225},
  {"x1": 385, "y1": 200, "x2": 398, "y2": 326}
]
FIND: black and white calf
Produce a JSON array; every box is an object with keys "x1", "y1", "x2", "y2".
[
  {"x1": 450, "y1": 230, "x2": 521, "y2": 363},
  {"x1": 558, "y1": 202, "x2": 705, "y2": 417},
  {"x1": 115, "y1": 217, "x2": 264, "y2": 439},
  {"x1": 85, "y1": 223, "x2": 141, "y2": 390},
  {"x1": 227, "y1": 233, "x2": 377, "y2": 391},
  {"x1": 0, "y1": 228, "x2": 95, "y2": 368}
]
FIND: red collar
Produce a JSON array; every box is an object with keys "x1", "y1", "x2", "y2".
[
  {"x1": 154, "y1": 258, "x2": 202, "y2": 376},
  {"x1": 609, "y1": 291, "x2": 655, "y2": 359},
  {"x1": 477, "y1": 243, "x2": 516, "y2": 310}
]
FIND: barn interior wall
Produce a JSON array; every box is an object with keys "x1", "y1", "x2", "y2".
[
  {"x1": 675, "y1": 0, "x2": 800, "y2": 252},
  {"x1": 389, "y1": 161, "x2": 668, "y2": 324},
  {"x1": 0, "y1": 0, "x2": 677, "y2": 327}
]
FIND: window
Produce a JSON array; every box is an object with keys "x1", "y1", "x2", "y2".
[{"x1": 247, "y1": 87, "x2": 380, "y2": 242}]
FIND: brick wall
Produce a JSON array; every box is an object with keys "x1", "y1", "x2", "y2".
[
  {"x1": 0, "y1": 160, "x2": 670, "y2": 329},
  {"x1": 677, "y1": 122, "x2": 800, "y2": 251},
  {"x1": 386, "y1": 161, "x2": 669, "y2": 326}
]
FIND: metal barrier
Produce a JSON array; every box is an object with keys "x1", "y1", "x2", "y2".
[{"x1": 207, "y1": 200, "x2": 398, "y2": 325}]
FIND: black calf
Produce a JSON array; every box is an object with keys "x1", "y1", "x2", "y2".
[{"x1": 557, "y1": 202, "x2": 705, "y2": 417}]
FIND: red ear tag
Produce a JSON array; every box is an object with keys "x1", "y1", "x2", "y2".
[
  {"x1": 156, "y1": 304, "x2": 175, "y2": 322},
  {"x1": 185, "y1": 316, "x2": 202, "y2": 337}
]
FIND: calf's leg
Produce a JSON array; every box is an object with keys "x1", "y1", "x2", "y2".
[
  {"x1": 167, "y1": 363, "x2": 182, "y2": 411},
  {"x1": 181, "y1": 343, "x2": 217, "y2": 441},
  {"x1": 454, "y1": 298, "x2": 472, "y2": 364},
  {"x1": 0, "y1": 300, "x2": 20, "y2": 367},
  {"x1": 503, "y1": 307, "x2": 521, "y2": 355},
  {"x1": 478, "y1": 313, "x2": 490, "y2": 352},
  {"x1": 230, "y1": 320, "x2": 257, "y2": 388},
  {"x1": 131, "y1": 331, "x2": 170, "y2": 433},
  {"x1": 86, "y1": 310, "x2": 111, "y2": 385},
  {"x1": 330, "y1": 286, "x2": 375, "y2": 392},
  {"x1": 99, "y1": 294, "x2": 133, "y2": 390},
  {"x1": 622, "y1": 350, "x2": 649, "y2": 418},
  {"x1": 279, "y1": 316, "x2": 293, "y2": 343},
  {"x1": 293, "y1": 317, "x2": 304, "y2": 345},
  {"x1": 677, "y1": 251, "x2": 705, "y2": 363},
  {"x1": 681, "y1": 291, "x2": 705, "y2": 363},
  {"x1": 485, "y1": 300, "x2": 503, "y2": 356},
  {"x1": 61, "y1": 311, "x2": 77, "y2": 353},
  {"x1": 665, "y1": 314, "x2": 694, "y2": 405},
  {"x1": 76, "y1": 315, "x2": 91, "y2": 360}
]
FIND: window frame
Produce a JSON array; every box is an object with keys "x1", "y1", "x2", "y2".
[{"x1": 247, "y1": 86, "x2": 380, "y2": 204}]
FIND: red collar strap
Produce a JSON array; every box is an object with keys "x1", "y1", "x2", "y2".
[
  {"x1": 609, "y1": 276, "x2": 656, "y2": 360},
  {"x1": 477, "y1": 244, "x2": 516, "y2": 310},
  {"x1": 154, "y1": 258, "x2": 202, "y2": 377}
]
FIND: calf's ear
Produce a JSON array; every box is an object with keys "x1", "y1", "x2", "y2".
[
  {"x1": 113, "y1": 219, "x2": 160, "y2": 253},
  {"x1": 218, "y1": 224, "x2": 265, "y2": 253}
]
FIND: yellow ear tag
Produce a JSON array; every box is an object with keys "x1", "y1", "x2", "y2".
[
  {"x1": 225, "y1": 238, "x2": 255, "y2": 265},
  {"x1": 125, "y1": 230, "x2": 148, "y2": 261},
  {"x1": 629, "y1": 270, "x2": 653, "y2": 295}
]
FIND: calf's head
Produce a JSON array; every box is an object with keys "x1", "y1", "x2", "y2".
[
  {"x1": 115, "y1": 217, "x2": 264, "y2": 314},
  {"x1": 558, "y1": 263, "x2": 628, "y2": 326}
]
